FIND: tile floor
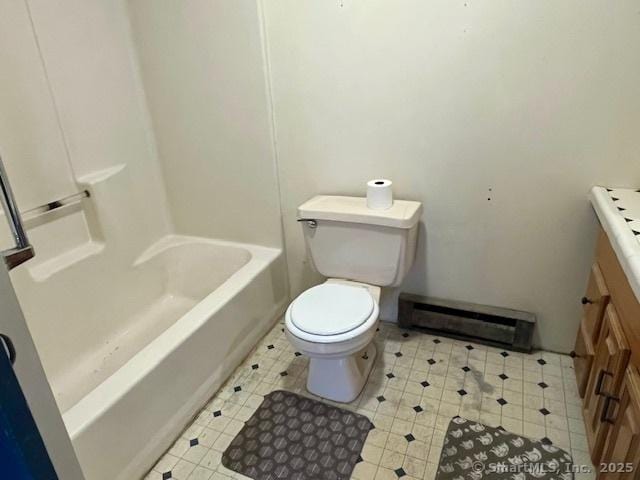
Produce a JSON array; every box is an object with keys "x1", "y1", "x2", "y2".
[{"x1": 145, "y1": 320, "x2": 594, "y2": 480}]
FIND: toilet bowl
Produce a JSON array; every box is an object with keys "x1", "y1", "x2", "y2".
[
  {"x1": 285, "y1": 280, "x2": 380, "y2": 403},
  {"x1": 286, "y1": 195, "x2": 422, "y2": 403}
]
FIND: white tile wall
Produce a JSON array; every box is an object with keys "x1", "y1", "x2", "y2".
[{"x1": 146, "y1": 321, "x2": 594, "y2": 480}]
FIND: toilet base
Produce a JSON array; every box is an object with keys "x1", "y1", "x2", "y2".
[{"x1": 307, "y1": 342, "x2": 377, "y2": 403}]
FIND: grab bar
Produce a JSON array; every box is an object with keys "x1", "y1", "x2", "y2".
[
  {"x1": 0, "y1": 154, "x2": 34, "y2": 270},
  {"x1": 21, "y1": 190, "x2": 89, "y2": 219}
]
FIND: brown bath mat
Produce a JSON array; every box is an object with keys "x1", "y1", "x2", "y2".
[
  {"x1": 436, "y1": 417, "x2": 574, "y2": 480},
  {"x1": 222, "y1": 390, "x2": 373, "y2": 480}
]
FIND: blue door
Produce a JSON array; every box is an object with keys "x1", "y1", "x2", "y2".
[{"x1": 0, "y1": 334, "x2": 58, "y2": 479}]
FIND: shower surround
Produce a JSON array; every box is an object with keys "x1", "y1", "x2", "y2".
[{"x1": 1, "y1": 1, "x2": 286, "y2": 479}]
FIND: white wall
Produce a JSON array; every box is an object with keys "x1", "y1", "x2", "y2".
[
  {"x1": 1, "y1": 0, "x2": 173, "y2": 259},
  {"x1": 26, "y1": 0, "x2": 172, "y2": 249},
  {"x1": 0, "y1": 1, "x2": 76, "y2": 212},
  {"x1": 127, "y1": 0, "x2": 283, "y2": 248},
  {"x1": 263, "y1": 0, "x2": 640, "y2": 352}
]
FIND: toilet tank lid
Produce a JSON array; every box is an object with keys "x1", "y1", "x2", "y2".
[{"x1": 298, "y1": 195, "x2": 422, "y2": 229}]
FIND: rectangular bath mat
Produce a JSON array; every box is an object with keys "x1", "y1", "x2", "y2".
[
  {"x1": 436, "y1": 416, "x2": 574, "y2": 480},
  {"x1": 222, "y1": 390, "x2": 373, "y2": 480}
]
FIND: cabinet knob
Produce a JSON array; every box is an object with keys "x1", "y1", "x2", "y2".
[{"x1": 581, "y1": 296, "x2": 593, "y2": 305}]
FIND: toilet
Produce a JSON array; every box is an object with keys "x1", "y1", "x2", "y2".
[{"x1": 285, "y1": 195, "x2": 422, "y2": 402}]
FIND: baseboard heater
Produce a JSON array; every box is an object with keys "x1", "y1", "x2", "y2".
[{"x1": 398, "y1": 293, "x2": 536, "y2": 352}]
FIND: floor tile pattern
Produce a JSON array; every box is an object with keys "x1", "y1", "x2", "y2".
[{"x1": 146, "y1": 320, "x2": 594, "y2": 480}]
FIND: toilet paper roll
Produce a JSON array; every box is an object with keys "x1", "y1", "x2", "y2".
[{"x1": 366, "y1": 179, "x2": 393, "y2": 210}]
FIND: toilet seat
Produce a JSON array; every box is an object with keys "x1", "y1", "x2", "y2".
[
  {"x1": 285, "y1": 282, "x2": 379, "y2": 344},
  {"x1": 290, "y1": 284, "x2": 374, "y2": 336}
]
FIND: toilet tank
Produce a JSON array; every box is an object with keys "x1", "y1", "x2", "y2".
[{"x1": 298, "y1": 196, "x2": 422, "y2": 287}]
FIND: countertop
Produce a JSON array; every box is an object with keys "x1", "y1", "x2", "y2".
[{"x1": 590, "y1": 186, "x2": 640, "y2": 302}]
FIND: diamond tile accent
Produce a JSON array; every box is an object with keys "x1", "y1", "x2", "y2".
[
  {"x1": 540, "y1": 408, "x2": 551, "y2": 416},
  {"x1": 294, "y1": 351, "x2": 302, "y2": 357},
  {"x1": 404, "y1": 433, "x2": 415, "y2": 442},
  {"x1": 427, "y1": 358, "x2": 436, "y2": 365},
  {"x1": 500, "y1": 351, "x2": 509, "y2": 357},
  {"x1": 538, "y1": 382, "x2": 548, "y2": 389},
  {"x1": 279, "y1": 371, "x2": 288, "y2": 377},
  {"x1": 433, "y1": 339, "x2": 441, "y2": 344},
  {"x1": 538, "y1": 358, "x2": 547, "y2": 365},
  {"x1": 189, "y1": 438, "x2": 199, "y2": 447},
  {"x1": 413, "y1": 405, "x2": 423, "y2": 413},
  {"x1": 497, "y1": 398, "x2": 507, "y2": 406},
  {"x1": 162, "y1": 472, "x2": 172, "y2": 480},
  {"x1": 213, "y1": 410, "x2": 222, "y2": 417},
  {"x1": 377, "y1": 395, "x2": 386, "y2": 403},
  {"x1": 386, "y1": 372, "x2": 395, "y2": 379},
  {"x1": 420, "y1": 380, "x2": 430, "y2": 387},
  {"x1": 267, "y1": 344, "x2": 274, "y2": 350},
  {"x1": 457, "y1": 389, "x2": 467, "y2": 396},
  {"x1": 233, "y1": 386, "x2": 242, "y2": 392},
  {"x1": 465, "y1": 345, "x2": 474, "y2": 350},
  {"x1": 499, "y1": 373, "x2": 508, "y2": 380},
  {"x1": 251, "y1": 364, "x2": 259, "y2": 370},
  {"x1": 395, "y1": 467, "x2": 407, "y2": 478},
  {"x1": 461, "y1": 366, "x2": 470, "y2": 372},
  {"x1": 394, "y1": 352, "x2": 403, "y2": 358}
]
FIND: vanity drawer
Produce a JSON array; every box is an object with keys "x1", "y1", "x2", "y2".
[
  {"x1": 583, "y1": 263, "x2": 611, "y2": 341},
  {"x1": 575, "y1": 317, "x2": 597, "y2": 398},
  {"x1": 574, "y1": 263, "x2": 611, "y2": 397},
  {"x1": 596, "y1": 228, "x2": 640, "y2": 368}
]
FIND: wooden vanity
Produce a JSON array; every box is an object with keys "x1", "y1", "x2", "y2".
[{"x1": 574, "y1": 227, "x2": 640, "y2": 476}]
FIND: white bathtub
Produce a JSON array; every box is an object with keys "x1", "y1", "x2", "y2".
[{"x1": 50, "y1": 235, "x2": 287, "y2": 479}]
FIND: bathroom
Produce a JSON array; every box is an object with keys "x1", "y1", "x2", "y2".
[{"x1": 1, "y1": 1, "x2": 639, "y2": 479}]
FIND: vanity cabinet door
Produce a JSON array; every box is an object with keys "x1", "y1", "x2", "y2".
[
  {"x1": 598, "y1": 367, "x2": 640, "y2": 479},
  {"x1": 584, "y1": 304, "x2": 631, "y2": 463},
  {"x1": 576, "y1": 318, "x2": 597, "y2": 397},
  {"x1": 575, "y1": 264, "x2": 611, "y2": 397}
]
